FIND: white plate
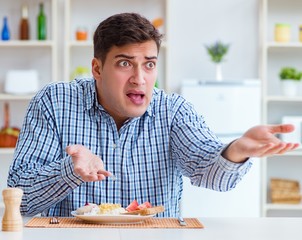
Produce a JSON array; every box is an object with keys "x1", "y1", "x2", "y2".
[{"x1": 71, "y1": 211, "x2": 155, "y2": 224}]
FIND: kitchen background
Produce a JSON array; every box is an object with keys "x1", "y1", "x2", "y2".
[{"x1": 1, "y1": 0, "x2": 302, "y2": 217}]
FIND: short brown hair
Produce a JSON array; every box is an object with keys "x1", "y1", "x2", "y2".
[{"x1": 93, "y1": 13, "x2": 163, "y2": 64}]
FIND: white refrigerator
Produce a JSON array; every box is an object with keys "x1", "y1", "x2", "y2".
[{"x1": 180, "y1": 80, "x2": 261, "y2": 217}]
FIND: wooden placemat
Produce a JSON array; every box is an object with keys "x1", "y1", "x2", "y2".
[{"x1": 25, "y1": 217, "x2": 204, "y2": 229}]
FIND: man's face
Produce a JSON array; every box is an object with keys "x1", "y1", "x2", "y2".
[{"x1": 92, "y1": 40, "x2": 158, "y2": 127}]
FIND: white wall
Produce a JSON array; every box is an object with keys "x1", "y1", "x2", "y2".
[
  {"x1": 167, "y1": 0, "x2": 259, "y2": 93},
  {"x1": 167, "y1": 0, "x2": 261, "y2": 216}
]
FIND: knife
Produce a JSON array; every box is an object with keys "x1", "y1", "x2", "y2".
[{"x1": 178, "y1": 216, "x2": 187, "y2": 226}]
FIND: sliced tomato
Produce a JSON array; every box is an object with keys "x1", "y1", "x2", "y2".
[
  {"x1": 126, "y1": 199, "x2": 139, "y2": 212},
  {"x1": 137, "y1": 201, "x2": 152, "y2": 210}
]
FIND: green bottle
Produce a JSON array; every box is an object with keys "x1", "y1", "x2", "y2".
[{"x1": 37, "y1": 3, "x2": 46, "y2": 40}]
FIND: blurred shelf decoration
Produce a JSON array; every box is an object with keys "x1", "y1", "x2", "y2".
[
  {"x1": 270, "y1": 178, "x2": 301, "y2": 204},
  {"x1": 205, "y1": 40, "x2": 230, "y2": 81}
]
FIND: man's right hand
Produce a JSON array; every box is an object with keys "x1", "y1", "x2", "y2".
[{"x1": 65, "y1": 144, "x2": 112, "y2": 182}]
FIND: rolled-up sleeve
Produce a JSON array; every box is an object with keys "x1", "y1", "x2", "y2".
[
  {"x1": 170, "y1": 98, "x2": 252, "y2": 192},
  {"x1": 7, "y1": 89, "x2": 82, "y2": 216}
]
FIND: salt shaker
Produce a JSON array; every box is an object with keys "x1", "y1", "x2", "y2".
[{"x1": 2, "y1": 188, "x2": 23, "y2": 232}]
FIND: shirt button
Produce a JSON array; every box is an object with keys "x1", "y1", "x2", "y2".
[
  {"x1": 76, "y1": 180, "x2": 81, "y2": 185},
  {"x1": 113, "y1": 143, "x2": 117, "y2": 148}
]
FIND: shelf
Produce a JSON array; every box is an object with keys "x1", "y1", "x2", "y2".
[
  {"x1": 265, "y1": 96, "x2": 302, "y2": 102},
  {"x1": 0, "y1": 40, "x2": 55, "y2": 47},
  {"x1": 267, "y1": 42, "x2": 302, "y2": 49},
  {"x1": 0, "y1": 94, "x2": 34, "y2": 101},
  {"x1": 268, "y1": 148, "x2": 302, "y2": 157},
  {"x1": 0, "y1": 148, "x2": 15, "y2": 155},
  {"x1": 265, "y1": 203, "x2": 302, "y2": 211},
  {"x1": 69, "y1": 41, "x2": 93, "y2": 47},
  {"x1": 283, "y1": 149, "x2": 302, "y2": 156}
]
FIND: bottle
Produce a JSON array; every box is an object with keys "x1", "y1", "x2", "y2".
[
  {"x1": 37, "y1": 3, "x2": 46, "y2": 40},
  {"x1": 20, "y1": 5, "x2": 30, "y2": 40},
  {"x1": 1, "y1": 16, "x2": 10, "y2": 41}
]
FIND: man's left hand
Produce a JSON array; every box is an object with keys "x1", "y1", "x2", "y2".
[{"x1": 222, "y1": 124, "x2": 300, "y2": 163}]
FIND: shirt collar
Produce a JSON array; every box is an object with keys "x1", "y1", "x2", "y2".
[{"x1": 81, "y1": 78, "x2": 97, "y2": 111}]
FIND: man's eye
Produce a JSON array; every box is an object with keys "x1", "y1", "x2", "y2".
[
  {"x1": 146, "y1": 62, "x2": 155, "y2": 69},
  {"x1": 118, "y1": 61, "x2": 130, "y2": 67}
]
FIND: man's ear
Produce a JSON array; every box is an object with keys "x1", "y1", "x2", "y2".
[{"x1": 91, "y1": 58, "x2": 102, "y2": 80}]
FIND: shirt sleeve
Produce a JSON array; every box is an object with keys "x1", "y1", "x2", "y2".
[
  {"x1": 170, "y1": 96, "x2": 252, "y2": 192},
  {"x1": 7, "y1": 90, "x2": 83, "y2": 216}
]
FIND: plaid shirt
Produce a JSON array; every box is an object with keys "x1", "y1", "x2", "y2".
[{"x1": 8, "y1": 78, "x2": 252, "y2": 217}]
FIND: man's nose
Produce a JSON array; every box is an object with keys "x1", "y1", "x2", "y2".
[{"x1": 130, "y1": 67, "x2": 145, "y2": 85}]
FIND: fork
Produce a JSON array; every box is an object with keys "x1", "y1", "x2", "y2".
[
  {"x1": 177, "y1": 216, "x2": 187, "y2": 226},
  {"x1": 49, "y1": 217, "x2": 60, "y2": 224},
  {"x1": 178, "y1": 201, "x2": 187, "y2": 226}
]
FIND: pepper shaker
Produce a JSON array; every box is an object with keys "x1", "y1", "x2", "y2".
[{"x1": 2, "y1": 188, "x2": 23, "y2": 232}]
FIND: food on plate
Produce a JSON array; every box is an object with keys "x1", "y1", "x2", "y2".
[
  {"x1": 99, "y1": 203, "x2": 127, "y2": 214},
  {"x1": 123, "y1": 205, "x2": 165, "y2": 216},
  {"x1": 124, "y1": 200, "x2": 164, "y2": 215},
  {"x1": 75, "y1": 200, "x2": 165, "y2": 216},
  {"x1": 126, "y1": 200, "x2": 152, "y2": 211},
  {"x1": 125, "y1": 199, "x2": 140, "y2": 211},
  {"x1": 126, "y1": 200, "x2": 150, "y2": 212},
  {"x1": 75, "y1": 203, "x2": 96, "y2": 215},
  {"x1": 76, "y1": 203, "x2": 126, "y2": 215}
]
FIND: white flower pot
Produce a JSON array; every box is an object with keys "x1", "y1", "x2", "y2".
[
  {"x1": 216, "y1": 64, "x2": 222, "y2": 81},
  {"x1": 282, "y1": 80, "x2": 299, "y2": 96}
]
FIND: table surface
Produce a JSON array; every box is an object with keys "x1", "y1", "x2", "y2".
[{"x1": 1, "y1": 216, "x2": 302, "y2": 240}]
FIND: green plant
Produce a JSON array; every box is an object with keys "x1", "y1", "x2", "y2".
[
  {"x1": 279, "y1": 67, "x2": 302, "y2": 81},
  {"x1": 205, "y1": 41, "x2": 230, "y2": 63}
]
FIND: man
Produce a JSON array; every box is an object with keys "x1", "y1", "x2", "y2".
[{"x1": 7, "y1": 13, "x2": 299, "y2": 217}]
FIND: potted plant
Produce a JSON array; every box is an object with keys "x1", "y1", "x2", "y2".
[
  {"x1": 205, "y1": 41, "x2": 230, "y2": 81},
  {"x1": 279, "y1": 67, "x2": 302, "y2": 96}
]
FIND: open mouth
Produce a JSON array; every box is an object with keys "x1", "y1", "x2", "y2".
[{"x1": 126, "y1": 93, "x2": 145, "y2": 104}]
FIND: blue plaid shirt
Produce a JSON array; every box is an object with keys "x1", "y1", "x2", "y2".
[{"x1": 8, "y1": 78, "x2": 251, "y2": 217}]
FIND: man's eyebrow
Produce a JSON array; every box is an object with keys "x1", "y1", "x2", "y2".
[
  {"x1": 115, "y1": 54, "x2": 134, "y2": 59},
  {"x1": 146, "y1": 56, "x2": 157, "y2": 60},
  {"x1": 115, "y1": 54, "x2": 157, "y2": 60}
]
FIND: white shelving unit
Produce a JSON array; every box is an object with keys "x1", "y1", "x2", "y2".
[
  {"x1": 260, "y1": 0, "x2": 302, "y2": 217},
  {"x1": 64, "y1": 0, "x2": 170, "y2": 90},
  {"x1": 0, "y1": 0, "x2": 58, "y2": 142},
  {"x1": 0, "y1": 0, "x2": 170, "y2": 213},
  {"x1": 0, "y1": 0, "x2": 58, "y2": 90},
  {"x1": 0, "y1": 0, "x2": 58, "y2": 211}
]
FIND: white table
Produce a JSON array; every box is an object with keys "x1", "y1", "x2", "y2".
[{"x1": 1, "y1": 217, "x2": 302, "y2": 240}]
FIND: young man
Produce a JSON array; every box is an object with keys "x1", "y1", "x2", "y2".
[{"x1": 8, "y1": 13, "x2": 299, "y2": 217}]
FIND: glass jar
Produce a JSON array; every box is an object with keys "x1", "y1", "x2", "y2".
[{"x1": 274, "y1": 23, "x2": 291, "y2": 42}]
